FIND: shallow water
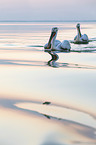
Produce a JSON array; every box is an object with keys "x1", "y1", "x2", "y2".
[{"x1": 0, "y1": 22, "x2": 96, "y2": 145}]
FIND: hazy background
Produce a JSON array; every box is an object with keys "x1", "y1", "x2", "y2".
[{"x1": 0, "y1": 0, "x2": 96, "y2": 21}]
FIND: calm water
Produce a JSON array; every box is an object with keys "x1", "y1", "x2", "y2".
[{"x1": 0, "y1": 22, "x2": 96, "y2": 145}]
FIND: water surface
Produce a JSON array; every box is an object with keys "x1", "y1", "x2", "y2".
[{"x1": 0, "y1": 22, "x2": 96, "y2": 145}]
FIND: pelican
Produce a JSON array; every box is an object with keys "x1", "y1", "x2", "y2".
[
  {"x1": 74, "y1": 23, "x2": 89, "y2": 44},
  {"x1": 44, "y1": 27, "x2": 71, "y2": 51}
]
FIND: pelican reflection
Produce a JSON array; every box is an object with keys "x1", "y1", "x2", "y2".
[
  {"x1": 47, "y1": 51, "x2": 59, "y2": 67},
  {"x1": 46, "y1": 51, "x2": 96, "y2": 69}
]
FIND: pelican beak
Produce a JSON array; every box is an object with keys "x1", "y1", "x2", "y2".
[
  {"x1": 77, "y1": 26, "x2": 80, "y2": 29},
  {"x1": 47, "y1": 29, "x2": 57, "y2": 49},
  {"x1": 51, "y1": 31, "x2": 56, "y2": 40},
  {"x1": 47, "y1": 31, "x2": 56, "y2": 48}
]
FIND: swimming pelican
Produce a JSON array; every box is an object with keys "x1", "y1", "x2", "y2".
[
  {"x1": 74, "y1": 23, "x2": 89, "y2": 44},
  {"x1": 44, "y1": 27, "x2": 71, "y2": 51}
]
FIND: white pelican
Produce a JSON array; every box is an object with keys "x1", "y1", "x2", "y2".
[
  {"x1": 74, "y1": 23, "x2": 89, "y2": 44},
  {"x1": 44, "y1": 27, "x2": 71, "y2": 51}
]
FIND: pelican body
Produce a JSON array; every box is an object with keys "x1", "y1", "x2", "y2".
[
  {"x1": 44, "y1": 27, "x2": 71, "y2": 51},
  {"x1": 74, "y1": 23, "x2": 89, "y2": 44}
]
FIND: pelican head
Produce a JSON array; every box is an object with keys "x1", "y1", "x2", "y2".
[
  {"x1": 76, "y1": 23, "x2": 81, "y2": 37},
  {"x1": 52, "y1": 27, "x2": 58, "y2": 33},
  {"x1": 51, "y1": 27, "x2": 58, "y2": 41},
  {"x1": 76, "y1": 23, "x2": 80, "y2": 29}
]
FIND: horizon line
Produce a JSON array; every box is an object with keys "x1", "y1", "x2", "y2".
[{"x1": 0, "y1": 20, "x2": 96, "y2": 22}]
